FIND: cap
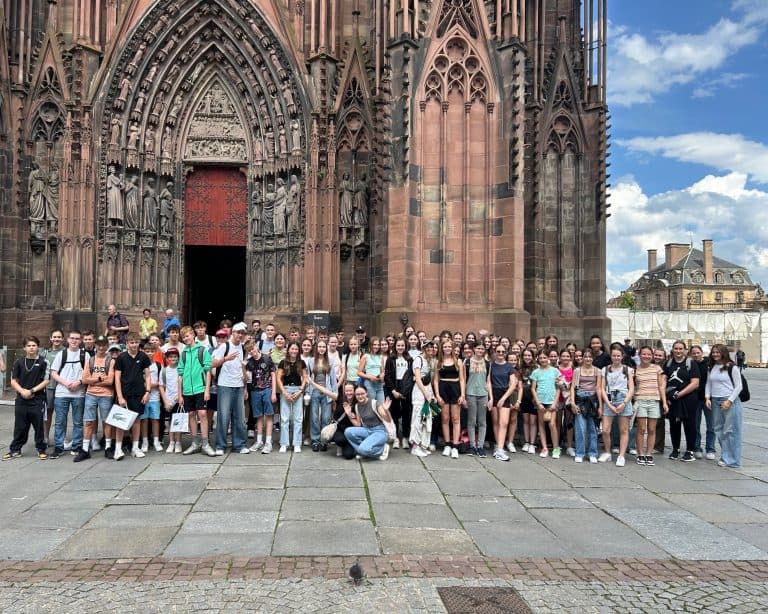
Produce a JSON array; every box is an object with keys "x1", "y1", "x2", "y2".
[
  {"x1": 356, "y1": 325, "x2": 365, "y2": 333},
  {"x1": 108, "y1": 344, "x2": 122, "y2": 352},
  {"x1": 624, "y1": 337, "x2": 632, "y2": 342},
  {"x1": 216, "y1": 329, "x2": 229, "y2": 337},
  {"x1": 232, "y1": 322, "x2": 248, "y2": 332},
  {"x1": 95, "y1": 335, "x2": 108, "y2": 345},
  {"x1": 165, "y1": 347, "x2": 179, "y2": 356}
]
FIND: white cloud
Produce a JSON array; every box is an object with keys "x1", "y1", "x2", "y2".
[
  {"x1": 692, "y1": 72, "x2": 749, "y2": 98},
  {"x1": 607, "y1": 172, "x2": 768, "y2": 293},
  {"x1": 618, "y1": 132, "x2": 768, "y2": 184},
  {"x1": 608, "y1": 2, "x2": 768, "y2": 106}
]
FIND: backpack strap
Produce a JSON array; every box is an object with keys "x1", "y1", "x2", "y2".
[{"x1": 197, "y1": 346, "x2": 205, "y2": 368}]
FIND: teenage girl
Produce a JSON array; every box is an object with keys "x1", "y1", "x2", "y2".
[
  {"x1": 530, "y1": 351, "x2": 561, "y2": 459},
  {"x1": 434, "y1": 340, "x2": 466, "y2": 459},
  {"x1": 600, "y1": 347, "x2": 635, "y2": 466},
  {"x1": 633, "y1": 345, "x2": 667, "y2": 466},
  {"x1": 519, "y1": 349, "x2": 538, "y2": 453}
]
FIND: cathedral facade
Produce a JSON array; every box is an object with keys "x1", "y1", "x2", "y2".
[{"x1": 0, "y1": 0, "x2": 609, "y2": 345}]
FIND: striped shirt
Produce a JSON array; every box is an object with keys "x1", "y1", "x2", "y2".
[{"x1": 634, "y1": 364, "x2": 662, "y2": 400}]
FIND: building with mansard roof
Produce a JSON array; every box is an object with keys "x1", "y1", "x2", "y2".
[
  {"x1": 617, "y1": 240, "x2": 768, "y2": 311},
  {"x1": 0, "y1": 0, "x2": 609, "y2": 346}
]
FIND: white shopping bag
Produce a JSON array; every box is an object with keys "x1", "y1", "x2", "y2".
[
  {"x1": 169, "y1": 411, "x2": 189, "y2": 433},
  {"x1": 105, "y1": 404, "x2": 138, "y2": 430}
]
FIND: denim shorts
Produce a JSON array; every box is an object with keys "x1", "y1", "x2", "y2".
[
  {"x1": 605, "y1": 390, "x2": 633, "y2": 417},
  {"x1": 84, "y1": 394, "x2": 113, "y2": 422},
  {"x1": 250, "y1": 388, "x2": 274, "y2": 417},
  {"x1": 634, "y1": 398, "x2": 661, "y2": 419},
  {"x1": 141, "y1": 400, "x2": 161, "y2": 420}
]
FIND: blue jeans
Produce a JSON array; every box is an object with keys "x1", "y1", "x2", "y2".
[
  {"x1": 215, "y1": 386, "x2": 247, "y2": 451},
  {"x1": 365, "y1": 379, "x2": 385, "y2": 403},
  {"x1": 694, "y1": 400, "x2": 716, "y2": 453},
  {"x1": 711, "y1": 397, "x2": 742, "y2": 467},
  {"x1": 54, "y1": 396, "x2": 85, "y2": 451},
  {"x1": 280, "y1": 385, "x2": 303, "y2": 448},
  {"x1": 345, "y1": 424, "x2": 388, "y2": 458},
  {"x1": 84, "y1": 394, "x2": 113, "y2": 423},
  {"x1": 310, "y1": 387, "x2": 332, "y2": 444},
  {"x1": 574, "y1": 412, "x2": 598, "y2": 458}
]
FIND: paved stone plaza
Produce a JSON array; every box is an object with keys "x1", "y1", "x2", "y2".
[{"x1": 1, "y1": 369, "x2": 768, "y2": 611}]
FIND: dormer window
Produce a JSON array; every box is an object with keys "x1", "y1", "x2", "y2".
[{"x1": 714, "y1": 272, "x2": 724, "y2": 284}]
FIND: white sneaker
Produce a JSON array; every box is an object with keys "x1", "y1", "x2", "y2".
[
  {"x1": 629, "y1": 448, "x2": 638, "y2": 456},
  {"x1": 575, "y1": 456, "x2": 583, "y2": 463},
  {"x1": 598, "y1": 452, "x2": 611, "y2": 463},
  {"x1": 140, "y1": 442, "x2": 149, "y2": 453},
  {"x1": 247, "y1": 430, "x2": 255, "y2": 439},
  {"x1": 174, "y1": 442, "x2": 183, "y2": 453},
  {"x1": 411, "y1": 446, "x2": 429, "y2": 458},
  {"x1": 705, "y1": 452, "x2": 716, "y2": 460},
  {"x1": 616, "y1": 456, "x2": 626, "y2": 467},
  {"x1": 450, "y1": 447, "x2": 459, "y2": 459},
  {"x1": 493, "y1": 448, "x2": 510, "y2": 462},
  {"x1": 262, "y1": 441, "x2": 272, "y2": 454},
  {"x1": 566, "y1": 447, "x2": 576, "y2": 457},
  {"x1": 250, "y1": 441, "x2": 264, "y2": 453},
  {"x1": 215, "y1": 449, "x2": 225, "y2": 456},
  {"x1": 611, "y1": 447, "x2": 620, "y2": 454},
  {"x1": 239, "y1": 447, "x2": 250, "y2": 454},
  {"x1": 294, "y1": 446, "x2": 301, "y2": 453},
  {"x1": 527, "y1": 445, "x2": 536, "y2": 455},
  {"x1": 113, "y1": 447, "x2": 125, "y2": 461},
  {"x1": 201, "y1": 443, "x2": 216, "y2": 457},
  {"x1": 303, "y1": 438, "x2": 311, "y2": 446},
  {"x1": 694, "y1": 450, "x2": 703, "y2": 459},
  {"x1": 279, "y1": 445, "x2": 287, "y2": 453},
  {"x1": 153, "y1": 441, "x2": 164, "y2": 452},
  {"x1": 166, "y1": 442, "x2": 175, "y2": 454},
  {"x1": 183, "y1": 442, "x2": 200, "y2": 455},
  {"x1": 63, "y1": 440, "x2": 73, "y2": 451},
  {"x1": 506, "y1": 442, "x2": 517, "y2": 454},
  {"x1": 402, "y1": 438, "x2": 409, "y2": 449},
  {"x1": 428, "y1": 444, "x2": 436, "y2": 452},
  {"x1": 442, "y1": 445, "x2": 452, "y2": 457},
  {"x1": 589, "y1": 456, "x2": 598, "y2": 463},
  {"x1": 379, "y1": 443, "x2": 390, "y2": 461},
  {"x1": 522, "y1": 443, "x2": 530, "y2": 453},
  {"x1": 91, "y1": 438, "x2": 102, "y2": 452},
  {"x1": 392, "y1": 438, "x2": 400, "y2": 449},
  {"x1": 132, "y1": 448, "x2": 146, "y2": 458}
]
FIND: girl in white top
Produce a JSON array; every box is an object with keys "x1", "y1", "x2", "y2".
[
  {"x1": 705, "y1": 343, "x2": 743, "y2": 468},
  {"x1": 600, "y1": 347, "x2": 635, "y2": 467}
]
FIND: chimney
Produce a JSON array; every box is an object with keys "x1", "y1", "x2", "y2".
[
  {"x1": 664, "y1": 243, "x2": 689, "y2": 269},
  {"x1": 647, "y1": 249, "x2": 657, "y2": 271},
  {"x1": 703, "y1": 239, "x2": 713, "y2": 283}
]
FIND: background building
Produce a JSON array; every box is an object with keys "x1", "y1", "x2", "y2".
[
  {"x1": 0, "y1": 0, "x2": 609, "y2": 345},
  {"x1": 616, "y1": 240, "x2": 768, "y2": 312}
]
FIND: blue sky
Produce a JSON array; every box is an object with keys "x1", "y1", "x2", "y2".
[{"x1": 606, "y1": 0, "x2": 768, "y2": 297}]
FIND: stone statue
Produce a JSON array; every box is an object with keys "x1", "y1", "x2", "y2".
[
  {"x1": 287, "y1": 174, "x2": 302, "y2": 234},
  {"x1": 142, "y1": 178, "x2": 158, "y2": 232},
  {"x1": 261, "y1": 183, "x2": 275, "y2": 236},
  {"x1": 253, "y1": 135, "x2": 264, "y2": 164},
  {"x1": 28, "y1": 161, "x2": 59, "y2": 235},
  {"x1": 161, "y1": 126, "x2": 173, "y2": 158},
  {"x1": 354, "y1": 172, "x2": 370, "y2": 228},
  {"x1": 144, "y1": 126, "x2": 155, "y2": 153},
  {"x1": 127, "y1": 122, "x2": 140, "y2": 149},
  {"x1": 265, "y1": 128, "x2": 275, "y2": 159},
  {"x1": 273, "y1": 177, "x2": 288, "y2": 235},
  {"x1": 290, "y1": 120, "x2": 301, "y2": 154},
  {"x1": 251, "y1": 182, "x2": 262, "y2": 237},
  {"x1": 283, "y1": 83, "x2": 296, "y2": 114},
  {"x1": 159, "y1": 181, "x2": 175, "y2": 236},
  {"x1": 106, "y1": 165, "x2": 125, "y2": 226},
  {"x1": 131, "y1": 92, "x2": 146, "y2": 121},
  {"x1": 124, "y1": 175, "x2": 140, "y2": 229},
  {"x1": 168, "y1": 96, "x2": 182, "y2": 125},
  {"x1": 339, "y1": 172, "x2": 354, "y2": 228},
  {"x1": 109, "y1": 117, "x2": 121, "y2": 147},
  {"x1": 127, "y1": 42, "x2": 147, "y2": 76},
  {"x1": 115, "y1": 77, "x2": 132, "y2": 111},
  {"x1": 278, "y1": 127, "x2": 288, "y2": 157}
]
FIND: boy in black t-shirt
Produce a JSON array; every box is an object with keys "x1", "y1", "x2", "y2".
[
  {"x1": 4, "y1": 336, "x2": 49, "y2": 460},
  {"x1": 114, "y1": 332, "x2": 151, "y2": 460}
]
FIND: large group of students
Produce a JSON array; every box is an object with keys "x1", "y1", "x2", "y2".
[{"x1": 4, "y1": 317, "x2": 745, "y2": 470}]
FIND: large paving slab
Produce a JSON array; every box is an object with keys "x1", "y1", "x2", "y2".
[
  {"x1": 661, "y1": 493, "x2": 768, "y2": 524},
  {"x1": 133, "y1": 463, "x2": 219, "y2": 481},
  {"x1": 193, "y1": 489, "x2": 283, "y2": 512},
  {"x1": 280, "y1": 499, "x2": 370, "y2": 521},
  {"x1": 377, "y1": 527, "x2": 478, "y2": 555},
  {"x1": 271, "y1": 520, "x2": 379, "y2": 555},
  {"x1": 372, "y1": 503, "x2": 462, "y2": 529},
  {"x1": 207, "y1": 464, "x2": 287, "y2": 489},
  {"x1": 49, "y1": 527, "x2": 178, "y2": 559},
  {"x1": 86, "y1": 504, "x2": 191, "y2": 529},
  {"x1": 112, "y1": 479, "x2": 208, "y2": 505}
]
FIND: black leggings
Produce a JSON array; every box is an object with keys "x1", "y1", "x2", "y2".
[
  {"x1": 669, "y1": 411, "x2": 696, "y2": 453},
  {"x1": 388, "y1": 395, "x2": 412, "y2": 440}
]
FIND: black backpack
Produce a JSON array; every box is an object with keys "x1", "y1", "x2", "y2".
[{"x1": 727, "y1": 365, "x2": 750, "y2": 402}]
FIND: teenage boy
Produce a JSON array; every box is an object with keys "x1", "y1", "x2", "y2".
[
  {"x1": 194, "y1": 320, "x2": 217, "y2": 350},
  {"x1": 178, "y1": 325, "x2": 215, "y2": 456},
  {"x1": 4, "y1": 336, "x2": 48, "y2": 460},
  {"x1": 41, "y1": 329, "x2": 64, "y2": 447},
  {"x1": 160, "y1": 348, "x2": 182, "y2": 453},
  {"x1": 211, "y1": 322, "x2": 249, "y2": 455},
  {"x1": 78, "y1": 335, "x2": 115, "y2": 462},
  {"x1": 49, "y1": 330, "x2": 87, "y2": 458},
  {"x1": 261, "y1": 323, "x2": 276, "y2": 353},
  {"x1": 82, "y1": 331, "x2": 97, "y2": 357},
  {"x1": 161, "y1": 324, "x2": 182, "y2": 355},
  {"x1": 246, "y1": 341, "x2": 277, "y2": 453},
  {"x1": 140, "y1": 350, "x2": 164, "y2": 453},
  {"x1": 114, "y1": 332, "x2": 151, "y2": 460}
]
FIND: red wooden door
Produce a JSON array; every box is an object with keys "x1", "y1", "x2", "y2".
[{"x1": 184, "y1": 167, "x2": 248, "y2": 246}]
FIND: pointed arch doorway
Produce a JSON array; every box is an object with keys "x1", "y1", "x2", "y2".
[{"x1": 184, "y1": 166, "x2": 248, "y2": 329}]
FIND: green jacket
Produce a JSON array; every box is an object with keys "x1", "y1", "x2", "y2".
[{"x1": 178, "y1": 342, "x2": 211, "y2": 396}]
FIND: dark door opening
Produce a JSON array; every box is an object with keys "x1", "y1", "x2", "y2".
[{"x1": 185, "y1": 245, "x2": 246, "y2": 330}]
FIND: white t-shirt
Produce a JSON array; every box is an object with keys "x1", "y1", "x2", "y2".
[
  {"x1": 161, "y1": 365, "x2": 179, "y2": 404},
  {"x1": 148, "y1": 362, "x2": 161, "y2": 402},
  {"x1": 51, "y1": 348, "x2": 86, "y2": 398},
  {"x1": 212, "y1": 341, "x2": 245, "y2": 388}
]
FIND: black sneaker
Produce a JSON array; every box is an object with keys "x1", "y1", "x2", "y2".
[
  {"x1": 476, "y1": 447, "x2": 487, "y2": 458},
  {"x1": 2, "y1": 451, "x2": 21, "y2": 461},
  {"x1": 668, "y1": 450, "x2": 680, "y2": 460},
  {"x1": 645, "y1": 455, "x2": 655, "y2": 466},
  {"x1": 467, "y1": 447, "x2": 477, "y2": 456},
  {"x1": 312, "y1": 443, "x2": 320, "y2": 452},
  {"x1": 73, "y1": 449, "x2": 91, "y2": 463},
  {"x1": 681, "y1": 451, "x2": 695, "y2": 462},
  {"x1": 636, "y1": 455, "x2": 646, "y2": 466},
  {"x1": 49, "y1": 448, "x2": 62, "y2": 459},
  {"x1": 104, "y1": 446, "x2": 114, "y2": 459},
  {"x1": 320, "y1": 443, "x2": 328, "y2": 452}
]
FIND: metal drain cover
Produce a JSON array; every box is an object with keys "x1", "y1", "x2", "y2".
[{"x1": 437, "y1": 587, "x2": 533, "y2": 614}]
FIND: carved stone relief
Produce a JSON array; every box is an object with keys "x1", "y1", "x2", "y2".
[{"x1": 28, "y1": 161, "x2": 60, "y2": 236}]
